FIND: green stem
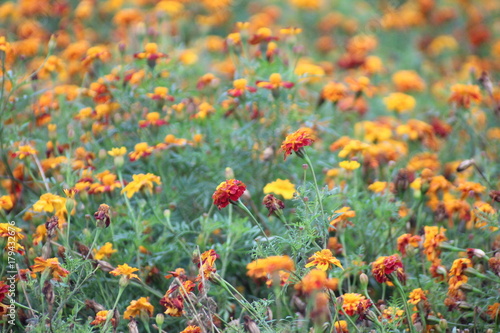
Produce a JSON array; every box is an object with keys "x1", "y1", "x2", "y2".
[
  {"x1": 303, "y1": 151, "x2": 327, "y2": 246},
  {"x1": 235, "y1": 199, "x2": 270, "y2": 242}
]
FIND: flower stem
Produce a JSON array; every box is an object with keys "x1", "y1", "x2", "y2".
[{"x1": 303, "y1": 151, "x2": 327, "y2": 246}]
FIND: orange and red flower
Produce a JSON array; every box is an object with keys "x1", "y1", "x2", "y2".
[
  {"x1": 212, "y1": 179, "x2": 246, "y2": 209},
  {"x1": 280, "y1": 128, "x2": 315, "y2": 160},
  {"x1": 371, "y1": 254, "x2": 406, "y2": 284}
]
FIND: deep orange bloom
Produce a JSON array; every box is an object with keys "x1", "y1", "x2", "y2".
[
  {"x1": 448, "y1": 84, "x2": 481, "y2": 108},
  {"x1": 487, "y1": 303, "x2": 500, "y2": 320},
  {"x1": 408, "y1": 288, "x2": 427, "y2": 305},
  {"x1": 423, "y1": 226, "x2": 447, "y2": 262},
  {"x1": 31, "y1": 257, "x2": 70, "y2": 281},
  {"x1": 109, "y1": 263, "x2": 141, "y2": 281},
  {"x1": 295, "y1": 269, "x2": 338, "y2": 294},
  {"x1": 212, "y1": 179, "x2": 246, "y2": 209},
  {"x1": 90, "y1": 310, "x2": 113, "y2": 326},
  {"x1": 280, "y1": 128, "x2": 315, "y2": 160},
  {"x1": 305, "y1": 249, "x2": 343, "y2": 271},
  {"x1": 371, "y1": 254, "x2": 405, "y2": 284}
]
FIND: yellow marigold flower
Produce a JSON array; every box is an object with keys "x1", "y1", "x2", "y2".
[
  {"x1": 94, "y1": 242, "x2": 117, "y2": 260},
  {"x1": 155, "y1": 0, "x2": 184, "y2": 17},
  {"x1": 383, "y1": 92, "x2": 416, "y2": 113},
  {"x1": 263, "y1": 179, "x2": 296, "y2": 200},
  {"x1": 392, "y1": 70, "x2": 425, "y2": 92},
  {"x1": 305, "y1": 249, "x2": 343, "y2": 271},
  {"x1": 0, "y1": 223, "x2": 25, "y2": 240},
  {"x1": 246, "y1": 256, "x2": 295, "y2": 280},
  {"x1": 339, "y1": 160, "x2": 360, "y2": 171},
  {"x1": 294, "y1": 61, "x2": 325, "y2": 83},
  {"x1": 338, "y1": 140, "x2": 369, "y2": 158},
  {"x1": 120, "y1": 173, "x2": 161, "y2": 199},
  {"x1": 448, "y1": 84, "x2": 481, "y2": 108},
  {"x1": 397, "y1": 233, "x2": 421, "y2": 256},
  {"x1": 280, "y1": 27, "x2": 302, "y2": 35},
  {"x1": 0, "y1": 195, "x2": 13, "y2": 211},
  {"x1": 123, "y1": 297, "x2": 154, "y2": 319},
  {"x1": 381, "y1": 307, "x2": 404, "y2": 323},
  {"x1": 368, "y1": 181, "x2": 388, "y2": 193},
  {"x1": 428, "y1": 35, "x2": 458, "y2": 56},
  {"x1": 108, "y1": 147, "x2": 127, "y2": 157},
  {"x1": 341, "y1": 293, "x2": 372, "y2": 316},
  {"x1": 33, "y1": 224, "x2": 46, "y2": 246},
  {"x1": 12, "y1": 145, "x2": 38, "y2": 159},
  {"x1": 31, "y1": 257, "x2": 70, "y2": 281},
  {"x1": 289, "y1": 0, "x2": 321, "y2": 10},
  {"x1": 423, "y1": 226, "x2": 447, "y2": 262},
  {"x1": 110, "y1": 263, "x2": 141, "y2": 281},
  {"x1": 408, "y1": 288, "x2": 427, "y2": 305},
  {"x1": 33, "y1": 193, "x2": 67, "y2": 213}
]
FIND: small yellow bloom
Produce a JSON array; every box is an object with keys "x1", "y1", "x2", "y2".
[
  {"x1": 108, "y1": 147, "x2": 127, "y2": 157},
  {"x1": 94, "y1": 242, "x2": 117, "y2": 260},
  {"x1": 110, "y1": 263, "x2": 141, "y2": 280},
  {"x1": 339, "y1": 160, "x2": 360, "y2": 171},
  {"x1": 263, "y1": 179, "x2": 296, "y2": 200},
  {"x1": 305, "y1": 249, "x2": 343, "y2": 271},
  {"x1": 383, "y1": 92, "x2": 416, "y2": 113}
]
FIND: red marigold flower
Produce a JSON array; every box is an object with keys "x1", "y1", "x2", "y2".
[
  {"x1": 262, "y1": 194, "x2": 285, "y2": 216},
  {"x1": 280, "y1": 128, "x2": 315, "y2": 160},
  {"x1": 212, "y1": 179, "x2": 246, "y2": 209},
  {"x1": 371, "y1": 254, "x2": 406, "y2": 284},
  {"x1": 340, "y1": 293, "x2": 372, "y2": 317}
]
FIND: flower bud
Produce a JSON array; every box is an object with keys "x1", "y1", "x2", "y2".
[
  {"x1": 155, "y1": 313, "x2": 165, "y2": 327},
  {"x1": 359, "y1": 273, "x2": 369, "y2": 287},
  {"x1": 225, "y1": 167, "x2": 234, "y2": 179}
]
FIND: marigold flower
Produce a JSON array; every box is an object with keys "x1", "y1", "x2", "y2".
[
  {"x1": 371, "y1": 254, "x2": 406, "y2": 284},
  {"x1": 227, "y1": 78, "x2": 256, "y2": 97},
  {"x1": 129, "y1": 142, "x2": 154, "y2": 162},
  {"x1": 12, "y1": 145, "x2": 38, "y2": 159},
  {"x1": 340, "y1": 293, "x2": 372, "y2": 316},
  {"x1": 91, "y1": 310, "x2": 113, "y2": 326},
  {"x1": 423, "y1": 226, "x2": 447, "y2": 262},
  {"x1": 392, "y1": 70, "x2": 426, "y2": 92},
  {"x1": 31, "y1": 257, "x2": 70, "y2": 281},
  {"x1": 110, "y1": 263, "x2": 141, "y2": 281},
  {"x1": 180, "y1": 326, "x2": 202, "y2": 333},
  {"x1": 383, "y1": 93, "x2": 416, "y2": 113},
  {"x1": 257, "y1": 73, "x2": 294, "y2": 90},
  {"x1": 295, "y1": 269, "x2": 338, "y2": 294},
  {"x1": 262, "y1": 194, "x2": 285, "y2": 217},
  {"x1": 448, "y1": 84, "x2": 481, "y2": 108},
  {"x1": 330, "y1": 206, "x2": 356, "y2": 228},
  {"x1": 263, "y1": 179, "x2": 296, "y2": 200},
  {"x1": 121, "y1": 173, "x2": 161, "y2": 199},
  {"x1": 123, "y1": 297, "x2": 154, "y2": 319},
  {"x1": 247, "y1": 255, "x2": 295, "y2": 280},
  {"x1": 280, "y1": 128, "x2": 315, "y2": 160},
  {"x1": 305, "y1": 249, "x2": 343, "y2": 271},
  {"x1": 408, "y1": 288, "x2": 427, "y2": 305},
  {"x1": 134, "y1": 43, "x2": 167, "y2": 63},
  {"x1": 0, "y1": 223, "x2": 24, "y2": 240},
  {"x1": 334, "y1": 320, "x2": 349, "y2": 333},
  {"x1": 212, "y1": 179, "x2": 246, "y2": 209},
  {"x1": 397, "y1": 234, "x2": 421, "y2": 256},
  {"x1": 139, "y1": 112, "x2": 169, "y2": 128},
  {"x1": 486, "y1": 303, "x2": 500, "y2": 320},
  {"x1": 88, "y1": 171, "x2": 122, "y2": 195},
  {"x1": 320, "y1": 82, "x2": 348, "y2": 103},
  {"x1": 368, "y1": 181, "x2": 388, "y2": 193},
  {"x1": 0, "y1": 196, "x2": 13, "y2": 211},
  {"x1": 94, "y1": 242, "x2": 117, "y2": 260},
  {"x1": 339, "y1": 160, "x2": 360, "y2": 171},
  {"x1": 381, "y1": 307, "x2": 404, "y2": 323}
]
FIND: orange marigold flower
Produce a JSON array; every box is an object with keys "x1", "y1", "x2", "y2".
[
  {"x1": 256, "y1": 73, "x2": 294, "y2": 90},
  {"x1": 123, "y1": 297, "x2": 154, "y2": 319},
  {"x1": 321, "y1": 82, "x2": 348, "y2": 103},
  {"x1": 486, "y1": 303, "x2": 500, "y2": 321},
  {"x1": 280, "y1": 127, "x2": 315, "y2": 160},
  {"x1": 397, "y1": 234, "x2": 421, "y2": 256},
  {"x1": 247, "y1": 255, "x2": 295, "y2": 280},
  {"x1": 212, "y1": 179, "x2": 246, "y2": 209},
  {"x1": 0, "y1": 223, "x2": 25, "y2": 240},
  {"x1": 295, "y1": 269, "x2": 338, "y2": 294},
  {"x1": 305, "y1": 249, "x2": 343, "y2": 271},
  {"x1": 408, "y1": 288, "x2": 427, "y2": 305},
  {"x1": 383, "y1": 92, "x2": 416, "y2": 113},
  {"x1": 423, "y1": 226, "x2": 447, "y2": 262},
  {"x1": 31, "y1": 257, "x2": 69, "y2": 281},
  {"x1": 121, "y1": 173, "x2": 161, "y2": 199},
  {"x1": 392, "y1": 70, "x2": 426, "y2": 92},
  {"x1": 0, "y1": 195, "x2": 13, "y2": 211},
  {"x1": 129, "y1": 142, "x2": 154, "y2": 161},
  {"x1": 110, "y1": 263, "x2": 141, "y2": 281},
  {"x1": 139, "y1": 112, "x2": 169, "y2": 128},
  {"x1": 90, "y1": 310, "x2": 113, "y2": 326},
  {"x1": 381, "y1": 307, "x2": 404, "y2": 323},
  {"x1": 448, "y1": 84, "x2": 481, "y2": 108},
  {"x1": 180, "y1": 326, "x2": 202, "y2": 333},
  {"x1": 330, "y1": 206, "x2": 356, "y2": 228},
  {"x1": 340, "y1": 293, "x2": 372, "y2": 316},
  {"x1": 195, "y1": 249, "x2": 220, "y2": 282},
  {"x1": 371, "y1": 254, "x2": 405, "y2": 284},
  {"x1": 339, "y1": 160, "x2": 360, "y2": 171},
  {"x1": 334, "y1": 320, "x2": 349, "y2": 333},
  {"x1": 227, "y1": 79, "x2": 256, "y2": 97}
]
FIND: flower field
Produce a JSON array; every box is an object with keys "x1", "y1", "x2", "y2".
[{"x1": 1, "y1": 0, "x2": 500, "y2": 332}]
